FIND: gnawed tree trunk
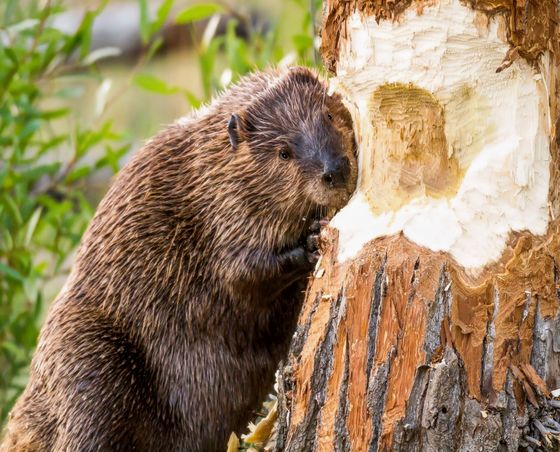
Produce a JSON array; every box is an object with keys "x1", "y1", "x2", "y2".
[{"x1": 276, "y1": 1, "x2": 560, "y2": 450}]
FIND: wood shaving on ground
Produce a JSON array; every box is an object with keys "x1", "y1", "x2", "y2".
[
  {"x1": 243, "y1": 400, "x2": 278, "y2": 446},
  {"x1": 227, "y1": 433, "x2": 240, "y2": 452}
]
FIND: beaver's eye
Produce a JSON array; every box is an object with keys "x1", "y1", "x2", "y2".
[
  {"x1": 327, "y1": 112, "x2": 333, "y2": 121},
  {"x1": 279, "y1": 150, "x2": 291, "y2": 161}
]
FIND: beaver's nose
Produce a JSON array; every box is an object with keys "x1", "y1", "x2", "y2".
[{"x1": 322, "y1": 156, "x2": 350, "y2": 189}]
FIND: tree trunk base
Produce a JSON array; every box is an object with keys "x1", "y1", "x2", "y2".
[{"x1": 277, "y1": 225, "x2": 560, "y2": 451}]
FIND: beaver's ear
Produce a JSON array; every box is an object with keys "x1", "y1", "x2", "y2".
[
  {"x1": 228, "y1": 114, "x2": 241, "y2": 151},
  {"x1": 228, "y1": 113, "x2": 254, "y2": 151}
]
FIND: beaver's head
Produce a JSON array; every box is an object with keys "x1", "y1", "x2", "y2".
[{"x1": 227, "y1": 67, "x2": 357, "y2": 221}]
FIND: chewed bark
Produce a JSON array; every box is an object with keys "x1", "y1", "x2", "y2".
[{"x1": 277, "y1": 227, "x2": 560, "y2": 450}]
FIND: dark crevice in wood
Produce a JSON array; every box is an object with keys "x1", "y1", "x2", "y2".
[
  {"x1": 275, "y1": 361, "x2": 291, "y2": 452},
  {"x1": 290, "y1": 292, "x2": 321, "y2": 359},
  {"x1": 553, "y1": 261, "x2": 560, "y2": 391},
  {"x1": 367, "y1": 347, "x2": 396, "y2": 452},
  {"x1": 333, "y1": 332, "x2": 350, "y2": 452},
  {"x1": 407, "y1": 260, "x2": 419, "y2": 306},
  {"x1": 531, "y1": 297, "x2": 548, "y2": 381},
  {"x1": 366, "y1": 255, "x2": 387, "y2": 379},
  {"x1": 409, "y1": 256, "x2": 420, "y2": 288},
  {"x1": 285, "y1": 290, "x2": 346, "y2": 452},
  {"x1": 481, "y1": 289, "x2": 499, "y2": 402},
  {"x1": 423, "y1": 266, "x2": 448, "y2": 362},
  {"x1": 392, "y1": 365, "x2": 430, "y2": 450}
]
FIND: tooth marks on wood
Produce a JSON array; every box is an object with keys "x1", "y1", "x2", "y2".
[{"x1": 321, "y1": 0, "x2": 558, "y2": 74}]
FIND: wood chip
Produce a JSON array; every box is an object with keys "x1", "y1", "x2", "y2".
[
  {"x1": 314, "y1": 268, "x2": 325, "y2": 278},
  {"x1": 242, "y1": 401, "x2": 278, "y2": 445},
  {"x1": 227, "y1": 433, "x2": 240, "y2": 452},
  {"x1": 519, "y1": 362, "x2": 551, "y2": 397},
  {"x1": 510, "y1": 364, "x2": 539, "y2": 407}
]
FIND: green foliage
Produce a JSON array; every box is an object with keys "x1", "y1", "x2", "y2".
[
  {"x1": 136, "y1": 0, "x2": 322, "y2": 106},
  {"x1": 195, "y1": 0, "x2": 321, "y2": 99},
  {"x1": 0, "y1": 0, "x2": 167, "y2": 423},
  {"x1": 175, "y1": 3, "x2": 224, "y2": 24}
]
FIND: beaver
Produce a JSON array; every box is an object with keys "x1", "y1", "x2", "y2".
[{"x1": 1, "y1": 66, "x2": 357, "y2": 452}]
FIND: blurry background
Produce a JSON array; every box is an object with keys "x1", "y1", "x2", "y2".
[{"x1": 0, "y1": 0, "x2": 321, "y2": 425}]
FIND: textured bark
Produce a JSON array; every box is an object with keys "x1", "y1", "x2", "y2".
[
  {"x1": 278, "y1": 228, "x2": 560, "y2": 451},
  {"x1": 277, "y1": 0, "x2": 560, "y2": 450}
]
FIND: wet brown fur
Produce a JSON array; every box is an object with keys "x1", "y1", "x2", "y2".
[{"x1": 1, "y1": 67, "x2": 356, "y2": 452}]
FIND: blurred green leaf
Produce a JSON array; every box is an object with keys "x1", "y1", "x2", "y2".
[
  {"x1": 151, "y1": 0, "x2": 174, "y2": 35},
  {"x1": 183, "y1": 90, "x2": 202, "y2": 109},
  {"x1": 66, "y1": 166, "x2": 91, "y2": 183},
  {"x1": 19, "y1": 163, "x2": 60, "y2": 183},
  {"x1": 133, "y1": 74, "x2": 179, "y2": 95},
  {"x1": 54, "y1": 86, "x2": 85, "y2": 99},
  {"x1": 19, "y1": 119, "x2": 40, "y2": 141},
  {"x1": 293, "y1": 34, "x2": 314, "y2": 53},
  {"x1": 40, "y1": 108, "x2": 70, "y2": 120},
  {"x1": 4, "y1": 48, "x2": 19, "y2": 67},
  {"x1": 6, "y1": 19, "x2": 39, "y2": 34},
  {"x1": 175, "y1": 3, "x2": 223, "y2": 24},
  {"x1": 64, "y1": 0, "x2": 108, "y2": 58},
  {"x1": 146, "y1": 36, "x2": 164, "y2": 62},
  {"x1": 1, "y1": 195, "x2": 22, "y2": 225},
  {"x1": 1, "y1": 341, "x2": 25, "y2": 362},
  {"x1": 138, "y1": 0, "x2": 150, "y2": 44},
  {"x1": 0, "y1": 262, "x2": 24, "y2": 283},
  {"x1": 24, "y1": 208, "x2": 41, "y2": 246},
  {"x1": 199, "y1": 36, "x2": 222, "y2": 98},
  {"x1": 0, "y1": 229, "x2": 13, "y2": 252},
  {"x1": 76, "y1": 11, "x2": 97, "y2": 59}
]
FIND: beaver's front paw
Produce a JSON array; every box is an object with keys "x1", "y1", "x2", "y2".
[
  {"x1": 284, "y1": 245, "x2": 318, "y2": 273},
  {"x1": 302, "y1": 218, "x2": 330, "y2": 267},
  {"x1": 280, "y1": 219, "x2": 329, "y2": 273}
]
